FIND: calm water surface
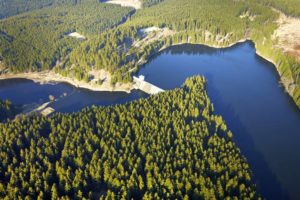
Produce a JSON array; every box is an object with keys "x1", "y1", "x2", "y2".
[
  {"x1": 0, "y1": 78, "x2": 148, "y2": 113},
  {"x1": 1, "y1": 41, "x2": 300, "y2": 199},
  {"x1": 138, "y1": 42, "x2": 300, "y2": 200}
]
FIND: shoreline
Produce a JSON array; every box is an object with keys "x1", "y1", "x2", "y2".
[
  {"x1": 141, "y1": 37, "x2": 296, "y2": 100},
  {"x1": 137, "y1": 38, "x2": 250, "y2": 66},
  {"x1": 0, "y1": 71, "x2": 134, "y2": 93},
  {"x1": 0, "y1": 38, "x2": 294, "y2": 99},
  {"x1": 254, "y1": 46, "x2": 295, "y2": 96}
]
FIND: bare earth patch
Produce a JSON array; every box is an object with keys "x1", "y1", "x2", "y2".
[
  {"x1": 104, "y1": 0, "x2": 141, "y2": 9},
  {"x1": 0, "y1": 70, "x2": 133, "y2": 93},
  {"x1": 273, "y1": 12, "x2": 300, "y2": 62},
  {"x1": 239, "y1": 11, "x2": 256, "y2": 21},
  {"x1": 132, "y1": 27, "x2": 175, "y2": 64},
  {"x1": 134, "y1": 27, "x2": 175, "y2": 48},
  {"x1": 68, "y1": 32, "x2": 86, "y2": 40}
]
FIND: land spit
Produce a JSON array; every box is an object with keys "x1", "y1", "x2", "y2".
[{"x1": 0, "y1": 71, "x2": 134, "y2": 93}]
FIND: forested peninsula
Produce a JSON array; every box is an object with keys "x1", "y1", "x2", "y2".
[
  {"x1": 0, "y1": 99, "x2": 17, "y2": 122},
  {"x1": 1, "y1": 1, "x2": 300, "y2": 199},
  {"x1": 0, "y1": 76, "x2": 260, "y2": 199}
]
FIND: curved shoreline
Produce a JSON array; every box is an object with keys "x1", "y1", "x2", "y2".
[
  {"x1": 0, "y1": 39, "x2": 294, "y2": 100},
  {"x1": 157, "y1": 38, "x2": 294, "y2": 95},
  {"x1": 0, "y1": 71, "x2": 134, "y2": 93}
]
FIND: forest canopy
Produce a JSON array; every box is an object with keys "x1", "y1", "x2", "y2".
[
  {"x1": 0, "y1": 76, "x2": 260, "y2": 199},
  {"x1": 0, "y1": 99, "x2": 17, "y2": 122},
  {"x1": 0, "y1": 1, "x2": 133, "y2": 72},
  {"x1": 0, "y1": 0, "x2": 97, "y2": 19}
]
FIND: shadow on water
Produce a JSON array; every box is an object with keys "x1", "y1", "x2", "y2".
[
  {"x1": 136, "y1": 41, "x2": 300, "y2": 200},
  {"x1": 2, "y1": 41, "x2": 300, "y2": 199},
  {"x1": 144, "y1": 42, "x2": 245, "y2": 68},
  {"x1": 169, "y1": 41, "x2": 247, "y2": 56},
  {"x1": 254, "y1": 53, "x2": 300, "y2": 116},
  {"x1": 206, "y1": 74, "x2": 290, "y2": 200}
]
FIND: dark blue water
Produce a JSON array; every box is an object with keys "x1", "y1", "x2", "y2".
[
  {"x1": 1, "y1": 41, "x2": 300, "y2": 199},
  {"x1": 0, "y1": 78, "x2": 148, "y2": 113},
  {"x1": 137, "y1": 42, "x2": 300, "y2": 200}
]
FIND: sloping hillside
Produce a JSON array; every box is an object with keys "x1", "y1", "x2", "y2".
[
  {"x1": 0, "y1": 0, "x2": 299, "y2": 107},
  {"x1": 0, "y1": 0, "x2": 87, "y2": 19}
]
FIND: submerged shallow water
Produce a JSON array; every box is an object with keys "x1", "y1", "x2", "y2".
[
  {"x1": 0, "y1": 78, "x2": 148, "y2": 113},
  {"x1": 0, "y1": 41, "x2": 299, "y2": 199}
]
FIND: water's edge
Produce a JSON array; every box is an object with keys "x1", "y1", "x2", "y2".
[{"x1": 2, "y1": 39, "x2": 294, "y2": 109}]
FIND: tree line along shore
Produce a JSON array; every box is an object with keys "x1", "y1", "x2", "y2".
[
  {"x1": 1, "y1": 1, "x2": 300, "y2": 199},
  {"x1": 0, "y1": 0, "x2": 299, "y2": 107},
  {"x1": 0, "y1": 76, "x2": 261, "y2": 199}
]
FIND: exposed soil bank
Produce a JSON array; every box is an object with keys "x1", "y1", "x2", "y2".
[
  {"x1": 273, "y1": 10, "x2": 300, "y2": 62},
  {"x1": 0, "y1": 71, "x2": 133, "y2": 93},
  {"x1": 104, "y1": 0, "x2": 141, "y2": 9},
  {"x1": 0, "y1": 37, "x2": 296, "y2": 106},
  {"x1": 0, "y1": 39, "x2": 283, "y2": 95}
]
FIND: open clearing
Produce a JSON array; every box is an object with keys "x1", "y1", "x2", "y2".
[
  {"x1": 104, "y1": 0, "x2": 141, "y2": 9},
  {"x1": 134, "y1": 27, "x2": 175, "y2": 48},
  {"x1": 68, "y1": 32, "x2": 86, "y2": 40},
  {"x1": 274, "y1": 12, "x2": 300, "y2": 62}
]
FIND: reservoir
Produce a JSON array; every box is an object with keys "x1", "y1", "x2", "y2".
[
  {"x1": 0, "y1": 78, "x2": 148, "y2": 113},
  {"x1": 1, "y1": 41, "x2": 300, "y2": 200}
]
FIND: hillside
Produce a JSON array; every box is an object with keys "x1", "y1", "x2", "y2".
[
  {"x1": 256, "y1": 0, "x2": 300, "y2": 17},
  {"x1": 0, "y1": 0, "x2": 53, "y2": 19},
  {"x1": 130, "y1": 0, "x2": 300, "y2": 107},
  {"x1": 0, "y1": 2, "x2": 133, "y2": 75},
  {"x1": 0, "y1": 0, "x2": 89, "y2": 19},
  {"x1": 0, "y1": 1, "x2": 299, "y2": 105},
  {"x1": 67, "y1": 0, "x2": 275, "y2": 82},
  {"x1": 68, "y1": 0, "x2": 300, "y2": 106},
  {"x1": 1, "y1": 1, "x2": 300, "y2": 199},
  {"x1": 0, "y1": 76, "x2": 260, "y2": 199},
  {"x1": 0, "y1": 0, "x2": 298, "y2": 108}
]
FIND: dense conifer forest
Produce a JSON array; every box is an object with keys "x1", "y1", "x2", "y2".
[
  {"x1": 0, "y1": 99, "x2": 17, "y2": 122},
  {"x1": 0, "y1": 77, "x2": 260, "y2": 199},
  {"x1": 0, "y1": 1, "x2": 133, "y2": 72},
  {"x1": 0, "y1": 0, "x2": 95, "y2": 19},
  {"x1": 0, "y1": 0, "x2": 53, "y2": 19},
  {"x1": 68, "y1": 0, "x2": 276, "y2": 83},
  {"x1": 1, "y1": 1, "x2": 300, "y2": 199}
]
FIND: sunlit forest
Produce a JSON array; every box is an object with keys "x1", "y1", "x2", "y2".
[
  {"x1": 0, "y1": 0, "x2": 100, "y2": 18},
  {"x1": 1, "y1": 0, "x2": 298, "y2": 106},
  {"x1": 0, "y1": 77, "x2": 260, "y2": 199},
  {"x1": 1, "y1": 0, "x2": 300, "y2": 199},
  {"x1": 0, "y1": 1, "x2": 133, "y2": 73},
  {"x1": 0, "y1": 0, "x2": 299, "y2": 106}
]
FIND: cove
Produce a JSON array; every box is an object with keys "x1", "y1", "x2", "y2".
[
  {"x1": 137, "y1": 41, "x2": 300, "y2": 200},
  {"x1": 0, "y1": 78, "x2": 148, "y2": 113},
  {"x1": 0, "y1": 41, "x2": 300, "y2": 199}
]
